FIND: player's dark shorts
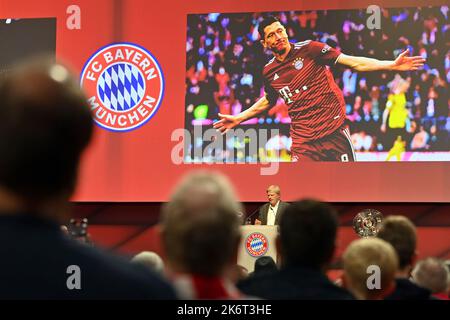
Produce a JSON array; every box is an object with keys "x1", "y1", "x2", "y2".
[{"x1": 291, "y1": 126, "x2": 356, "y2": 162}]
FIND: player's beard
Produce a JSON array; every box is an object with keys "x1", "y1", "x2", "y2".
[
  {"x1": 272, "y1": 47, "x2": 287, "y2": 55},
  {"x1": 277, "y1": 48, "x2": 287, "y2": 56},
  {"x1": 271, "y1": 40, "x2": 288, "y2": 55}
]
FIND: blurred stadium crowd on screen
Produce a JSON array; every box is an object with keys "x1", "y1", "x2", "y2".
[{"x1": 185, "y1": 7, "x2": 449, "y2": 160}]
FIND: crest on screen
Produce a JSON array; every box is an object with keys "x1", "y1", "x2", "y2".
[{"x1": 80, "y1": 42, "x2": 164, "y2": 132}]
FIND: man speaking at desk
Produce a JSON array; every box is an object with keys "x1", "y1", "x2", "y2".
[{"x1": 255, "y1": 185, "x2": 290, "y2": 225}]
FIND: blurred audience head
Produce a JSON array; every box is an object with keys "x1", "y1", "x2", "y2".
[
  {"x1": 0, "y1": 59, "x2": 93, "y2": 221},
  {"x1": 161, "y1": 171, "x2": 243, "y2": 277},
  {"x1": 253, "y1": 256, "x2": 277, "y2": 275},
  {"x1": 131, "y1": 251, "x2": 165, "y2": 275},
  {"x1": 377, "y1": 215, "x2": 417, "y2": 276},
  {"x1": 412, "y1": 257, "x2": 448, "y2": 295},
  {"x1": 60, "y1": 225, "x2": 69, "y2": 236},
  {"x1": 343, "y1": 238, "x2": 398, "y2": 300},
  {"x1": 278, "y1": 199, "x2": 338, "y2": 270},
  {"x1": 446, "y1": 260, "x2": 450, "y2": 296}
]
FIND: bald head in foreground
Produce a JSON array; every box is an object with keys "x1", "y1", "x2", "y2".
[
  {"x1": 412, "y1": 257, "x2": 449, "y2": 299},
  {"x1": 161, "y1": 171, "x2": 244, "y2": 299}
]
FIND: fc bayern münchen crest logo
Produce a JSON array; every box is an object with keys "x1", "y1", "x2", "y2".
[
  {"x1": 294, "y1": 57, "x2": 303, "y2": 70},
  {"x1": 245, "y1": 232, "x2": 268, "y2": 257},
  {"x1": 80, "y1": 43, "x2": 164, "y2": 132}
]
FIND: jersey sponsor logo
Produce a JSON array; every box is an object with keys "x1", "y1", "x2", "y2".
[
  {"x1": 80, "y1": 42, "x2": 164, "y2": 132},
  {"x1": 278, "y1": 86, "x2": 294, "y2": 104},
  {"x1": 293, "y1": 57, "x2": 304, "y2": 70},
  {"x1": 245, "y1": 232, "x2": 269, "y2": 257}
]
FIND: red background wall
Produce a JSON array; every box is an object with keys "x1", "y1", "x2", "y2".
[{"x1": 72, "y1": 202, "x2": 450, "y2": 263}]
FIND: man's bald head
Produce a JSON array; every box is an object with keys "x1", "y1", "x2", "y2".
[
  {"x1": 0, "y1": 60, "x2": 93, "y2": 201},
  {"x1": 161, "y1": 171, "x2": 243, "y2": 276},
  {"x1": 412, "y1": 258, "x2": 449, "y2": 294}
]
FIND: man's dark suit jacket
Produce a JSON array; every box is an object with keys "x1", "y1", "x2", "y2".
[
  {"x1": 385, "y1": 278, "x2": 432, "y2": 300},
  {"x1": 258, "y1": 201, "x2": 290, "y2": 225},
  {"x1": 237, "y1": 266, "x2": 354, "y2": 300},
  {"x1": 0, "y1": 213, "x2": 176, "y2": 299}
]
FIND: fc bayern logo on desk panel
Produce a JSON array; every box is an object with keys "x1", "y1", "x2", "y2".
[
  {"x1": 245, "y1": 232, "x2": 268, "y2": 257},
  {"x1": 80, "y1": 43, "x2": 164, "y2": 132}
]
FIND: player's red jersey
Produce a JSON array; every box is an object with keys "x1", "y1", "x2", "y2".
[{"x1": 263, "y1": 40, "x2": 346, "y2": 148}]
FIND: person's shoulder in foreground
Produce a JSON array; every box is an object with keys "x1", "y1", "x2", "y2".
[
  {"x1": 385, "y1": 278, "x2": 431, "y2": 300},
  {"x1": 0, "y1": 60, "x2": 175, "y2": 300},
  {"x1": 0, "y1": 214, "x2": 176, "y2": 300},
  {"x1": 238, "y1": 266, "x2": 353, "y2": 300},
  {"x1": 68, "y1": 240, "x2": 176, "y2": 300}
]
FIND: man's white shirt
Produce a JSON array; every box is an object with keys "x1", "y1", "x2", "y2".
[{"x1": 267, "y1": 200, "x2": 280, "y2": 226}]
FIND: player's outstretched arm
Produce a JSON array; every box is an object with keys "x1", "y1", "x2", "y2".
[
  {"x1": 213, "y1": 95, "x2": 271, "y2": 134},
  {"x1": 336, "y1": 49, "x2": 425, "y2": 72},
  {"x1": 380, "y1": 107, "x2": 390, "y2": 133}
]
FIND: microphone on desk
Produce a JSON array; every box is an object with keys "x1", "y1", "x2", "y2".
[{"x1": 243, "y1": 207, "x2": 260, "y2": 225}]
